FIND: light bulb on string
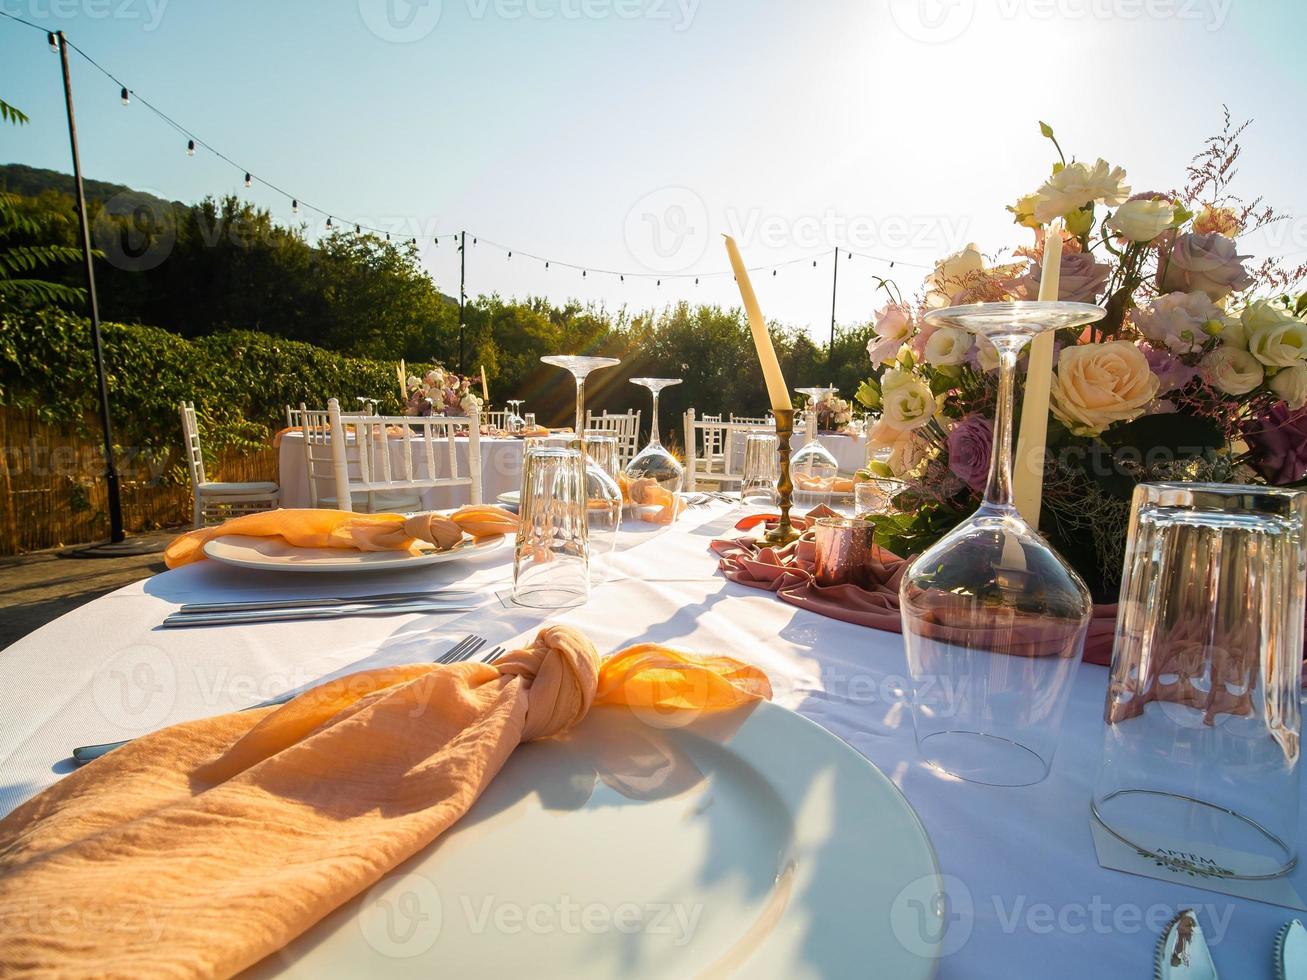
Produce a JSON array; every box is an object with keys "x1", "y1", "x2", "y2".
[
  {"x1": 507, "y1": 251, "x2": 512, "y2": 259},
  {"x1": 620, "y1": 275, "x2": 624, "y2": 282},
  {"x1": 291, "y1": 199, "x2": 299, "y2": 215},
  {"x1": 355, "y1": 224, "x2": 361, "y2": 234},
  {"x1": 48, "y1": 32, "x2": 58, "y2": 52},
  {"x1": 385, "y1": 232, "x2": 390, "y2": 241},
  {"x1": 582, "y1": 270, "x2": 587, "y2": 278},
  {"x1": 243, "y1": 172, "x2": 252, "y2": 188},
  {"x1": 326, "y1": 217, "x2": 333, "y2": 229},
  {"x1": 186, "y1": 139, "x2": 195, "y2": 156},
  {"x1": 120, "y1": 87, "x2": 129, "y2": 106},
  {"x1": 545, "y1": 262, "x2": 550, "y2": 270}
]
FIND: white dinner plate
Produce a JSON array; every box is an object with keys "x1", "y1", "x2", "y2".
[
  {"x1": 202, "y1": 533, "x2": 507, "y2": 573},
  {"x1": 497, "y1": 490, "x2": 521, "y2": 507},
  {"x1": 248, "y1": 700, "x2": 942, "y2": 978}
]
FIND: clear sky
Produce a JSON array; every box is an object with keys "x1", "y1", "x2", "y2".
[{"x1": 3, "y1": 0, "x2": 1306, "y2": 339}]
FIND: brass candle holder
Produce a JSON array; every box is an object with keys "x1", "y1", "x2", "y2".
[{"x1": 764, "y1": 407, "x2": 801, "y2": 546}]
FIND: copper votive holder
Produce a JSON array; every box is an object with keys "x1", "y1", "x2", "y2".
[{"x1": 813, "y1": 516, "x2": 876, "y2": 588}]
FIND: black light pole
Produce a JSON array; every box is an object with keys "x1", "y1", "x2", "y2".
[
  {"x1": 828, "y1": 246, "x2": 839, "y2": 367},
  {"x1": 458, "y1": 230, "x2": 466, "y2": 374},
  {"x1": 57, "y1": 31, "x2": 125, "y2": 545}
]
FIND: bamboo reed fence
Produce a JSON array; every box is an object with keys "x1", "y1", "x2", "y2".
[{"x1": 0, "y1": 405, "x2": 277, "y2": 555}]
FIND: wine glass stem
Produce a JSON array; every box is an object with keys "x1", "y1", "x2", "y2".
[
  {"x1": 982, "y1": 347, "x2": 1020, "y2": 511},
  {"x1": 574, "y1": 374, "x2": 587, "y2": 434},
  {"x1": 649, "y1": 390, "x2": 661, "y2": 446}
]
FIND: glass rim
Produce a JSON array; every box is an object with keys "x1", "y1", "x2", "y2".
[
  {"x1": 1136, "y1": 481, "x2": 1307, "y2": 517},
  {"x1": 922, "y1": 300, "x2": 1106, "y2": 335}
]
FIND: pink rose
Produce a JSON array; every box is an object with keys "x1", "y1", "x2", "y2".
[
  {"x1": 1158, "y1": 232, "x2": 1253, "y2": 301},
  {"x1": 946, "y1": 414, "x2": 993, "y2": 493},
  {"x1": 1017, "y1": 251, "x2": 1111, "y2": 304},
  {"x1": 867, "y1": 303, "x2": 913, "y2": 365}
]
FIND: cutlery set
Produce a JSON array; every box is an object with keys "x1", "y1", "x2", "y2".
[
  {"x1": 1156, "y1": 909, "x2": 1306, "y2": 979},
  {"x1": 161, "y1": 589, "x2": 481, "y2": 628}
]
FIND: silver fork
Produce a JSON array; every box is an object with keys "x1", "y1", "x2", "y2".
[{"x1": 71, "y1": 634, "x2": 494, "y2": 766}]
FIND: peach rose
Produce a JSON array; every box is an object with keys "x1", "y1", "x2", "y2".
[{"x1": 1050, "y1": 341, "x2": 1160, "y2": 436}]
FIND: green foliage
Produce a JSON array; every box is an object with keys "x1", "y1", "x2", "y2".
[{"x1": 0, "y1": 304, "x2": 405, "y2": 479}]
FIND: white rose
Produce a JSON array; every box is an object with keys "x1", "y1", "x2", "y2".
[
  {"x1": 1270, "y1": 363, "x2": 1307, "y2": 410},
  {"x1": 1218, "y1": 315, "x2": 1248, "y2": 350},
  {"x1": 973, "y1": 337, "x2": 1000, "y2": 372},
  {"x1": 879, "y1": 373, "x2": 936, "y2": 431},
  {"x1": 923, "y1": 326, "x2": 973, "y2": 366},
  {"x1": 1049, "y1": 341, "x2": 1159, "y2": 436},
  {"x1": 1243, "y1": 300, "x2": 1307, "y2": 367},
  {"x1": 1200, "y1": 346, "x2": 1264, "y2": 395},
  {"x1": 1106, "y1": 199, "x2": 1176, "y2": 242},
  {"x1": 925, "y1": 244, "x2": 986, "y2": 308},
  {"x1": 1134, "y1": 291, "x2": 1221, "y2": 355}
]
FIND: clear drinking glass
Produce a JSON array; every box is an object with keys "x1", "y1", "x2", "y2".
[
  {"x1": 1092, "y1": 482, "x2": 1306, "y2": 879},
  {"x1": 513, "y1": 446, "x2": 590, "y2": 608},
  {"x1": 623, "y1": 378, "x2": 685, "y2": 493},
  {"x1": 740, "y1": 431, "x2": 779, "y2": 507},
  {"x1": 505, "y1": 399, "x2": 527, "y2": 434},
  {"x1": 582, "y1": 429, "x2": 623, "y2": 582},
  {"x1": 900, "y1": 301, "x2": 1106, "y2": 787}
]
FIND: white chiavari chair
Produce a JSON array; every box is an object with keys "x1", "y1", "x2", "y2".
[
  {"x1": 684, "y1": 409, "x2": 763, "y2": 492},
  {"x1": 180, "y1": 401, "x2": 280, "y2": 528},
  {"x1": 482, "y1": 410, "x2": 510, "y2": 431},
  {"x1": 327, "y1": 398, "x2": 483, "y2": 514},
  {"x1": 585, "y1": 410, "x2": 641, "y2": 465},
  {"x1": 730, "y1": 413, "x2": 773, "y2": 426}
]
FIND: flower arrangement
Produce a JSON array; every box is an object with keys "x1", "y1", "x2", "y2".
[
  {"x1": 855, "y1": 115, "x2": 1307, "y2": 599},
  {"x1": 812, "y1": 391, "x2": 854, "y2": 433},
  {"x1": 404, "y1": 363, "x2": 483, "y2": 418}
]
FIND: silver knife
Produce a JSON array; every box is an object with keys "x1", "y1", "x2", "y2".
[
  {"x1": 1277, "y1": 919, "x2": 1307, "y2": 980},
  {"x1": 161, "y1": 601, "x2": 478, "y2": 628},
  {"x1": 177, "y1": 590, "x2": 475, "y2": 615},
  {"x1": 1156, "y1": 909, "x2": 1219, "y2": 980}
]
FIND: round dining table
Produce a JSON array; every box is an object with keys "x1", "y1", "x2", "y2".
[
  {"x1": 277, "y1": 431, "x2": 526, "y2": 509},
  {"x1": 1, "y1": 500, "x2": 1302, "y2": 978}
]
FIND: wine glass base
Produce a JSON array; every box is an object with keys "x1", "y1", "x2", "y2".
[
  {"x1": 916, "y1": 730, "x2": 1051, "y2": 787},
  {"x1": 511, "y1": 586, "x2": 588, "y2": 609}
]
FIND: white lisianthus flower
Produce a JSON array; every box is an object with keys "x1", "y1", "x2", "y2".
[
  {"x1": 1049, "y1": 341, "x2": 1159, "y2": 436},
  {"x1": 1218, "y1": 315, "x2": 1248, "y2": 350},
  {"x1": 1242, "y1": 300, "x2": 1307, "y2": 368},
  {"x1": 923, "y1": 326, "x2": 973, "y2": 366},
  {"x1": 925, "y1": 244, "x2": 986, "y2": 308},
  {"x1": 1270, "y1": 363, "x2": 1307, "y2": 410},
  {"x1": 868, "y1": 419, "x2": 928, "y2": 477},
  {"x1": 1106, "y1": 199, "x2": 1177, "y2": 242},
  {"x1": 1032, "y1": 159, "x2": 1131, "y2": 224},
  {"x1": 1200, "y1": 346, "x2": 1264, "y2": 396},
  {"x1": 867, "y1": 303, "x2": 914, "y2": 365},
  {"x1": 879, "y1": 371, "x2": 936, "y2": 431}
]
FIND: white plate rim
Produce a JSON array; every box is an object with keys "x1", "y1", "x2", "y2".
[{"x1": 201, "y1": 533, "x2": 507, "y2": 573}]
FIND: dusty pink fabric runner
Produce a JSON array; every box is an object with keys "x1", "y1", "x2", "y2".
[{"x1": 711, "y1": 512, "x2": 1120, "y2": 666}]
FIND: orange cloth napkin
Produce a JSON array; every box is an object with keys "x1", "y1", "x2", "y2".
[
  {"x1": 617, "y1": 474, "x2": 686, "y2": 525},
  {"x1": 794, "y1": 473, "x2": 855, "y2": 493},
  {"x1": 164, "y1": 506, "x2": 519, "y2": 569},
  {"x1": 0, "y1": 626, "x2": 770, "y2": 978}
]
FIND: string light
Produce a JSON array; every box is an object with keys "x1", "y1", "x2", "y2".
[
  {"x1": 47, "y1": 31, "x2": 56, "y2": 52},
  {"x1": 186, "y1": 138, "x2": 195, "y2": 156},
  {"x1": 354, "y1": 223, "x2": 361, "y2": 234},
  {"x1": 119, "y1": 86, "x2": 129, "y2": 106},
  {"x1": 244, "y1": 172, "x2": 252, "y2": 188},
  {"x1": 291, "y1": 199, "x2": 298, "y2": 214},
  {"x1": 326, "y1": 216, "x2": 333, "y2": 229}
]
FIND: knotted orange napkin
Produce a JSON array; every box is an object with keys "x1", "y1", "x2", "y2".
[
  {"x1": 617, "y1": 474, "x2": 686, "y2": 525},
  {"x1": 163, "y1": 506, "x2": 519, "y2": 569},
  {"x1": 0, "y1": 626, "x2": 770, "y2": 978},
  {"x1": 793, "y1": 474, "x2": 855, "y2": 493}
]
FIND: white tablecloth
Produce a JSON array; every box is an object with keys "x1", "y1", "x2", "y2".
[
  {"x1": 277, "y1": 432, "x2": 525, "y2": 509},
  {"x1": 1, "y1": 503, "x2": 1302, "y2": 978}
]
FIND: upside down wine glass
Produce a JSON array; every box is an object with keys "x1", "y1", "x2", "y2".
[
  {"x1": 623, "y1": 378, "x2": 685, "y2": 494},
  {"x1": 900, "y1": 301, "x2": 1106, "y2": 787},
  {"x1": 791, "y1": 386, "x2": 840, "y2": 479},
  {"x1": 540, "y1": 356, "x2": 623, "y2": 580},
  {"x1": 505, "y1": 399, "x2": 527, "y2": 434}
]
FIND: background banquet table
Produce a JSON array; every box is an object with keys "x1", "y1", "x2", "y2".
[
  {"x1": 277, "y1": 431, "x2": 525, "y2": 509},
  {"x1": 1, "y1": 502, "x2": 1301, "y2": 978}
]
